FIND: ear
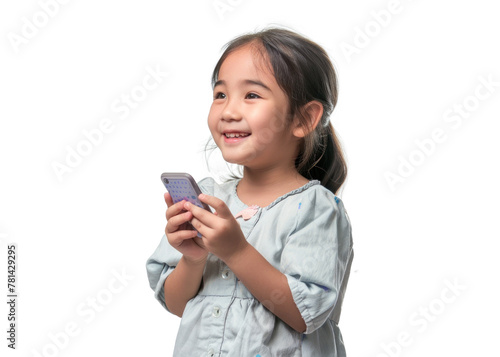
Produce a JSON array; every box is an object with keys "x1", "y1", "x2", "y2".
[{"x1": 292, "y1": 100, "x2": 324, "y2": 138}]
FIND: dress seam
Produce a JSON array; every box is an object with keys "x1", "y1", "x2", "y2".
[{"x1": 230, "y1": 179, "x2": 321, "y2": 210}]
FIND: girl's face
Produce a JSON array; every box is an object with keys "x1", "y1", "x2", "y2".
[{"x1": 208, "y1": 44, "x2": 300, "y2": 171}]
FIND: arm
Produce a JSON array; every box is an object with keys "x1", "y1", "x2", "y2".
[
  {"x1": 164, "y1": 255, "x2": 207, "y2": 317},
  {"x1": 187, "y1": 191, "x2": 354, "y2": 335},
  {"x1": 226, "y1": 243, "x2": 306, "y2": 333},
  {"x1": 185, "y1": 194, "x2": 306, "y2": 333}
]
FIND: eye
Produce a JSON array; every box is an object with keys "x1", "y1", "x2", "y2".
[
  {"x1": 246, "y1": 93, "x2": 260, "y2": 99},
  {"x1": 214, "y1": 92, "x2": 226, "y2": 100}
]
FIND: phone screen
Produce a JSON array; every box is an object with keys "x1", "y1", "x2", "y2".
[
  {"x1": 161, "y1": 173, "x2": 211, "y2": 238},
  {"x1": 161, "y1": 173, "x2": 210, "y2": 212}
]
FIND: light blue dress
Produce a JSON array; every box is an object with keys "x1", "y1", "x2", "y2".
[{"x1": 146, "y1": 177, "x2": 354, "y2": 356}]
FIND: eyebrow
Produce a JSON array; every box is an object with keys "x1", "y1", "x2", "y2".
[{"x1": 214, "y1": 79, "x2": 272, "y2": 92}]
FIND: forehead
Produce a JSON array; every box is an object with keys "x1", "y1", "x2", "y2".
[{"x1": 218, "y1": 43, "x2": 274, "y2": 81}]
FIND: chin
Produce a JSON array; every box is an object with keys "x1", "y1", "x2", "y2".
[
  {"x1": 221, "y1": 155, "x2": 245, "y2": 166},
  {"x1": 219, "y1": 147, "x2": 260, "y2": 167}
]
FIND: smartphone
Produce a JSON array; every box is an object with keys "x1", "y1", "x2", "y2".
[{"x1": 161, "y1": 172, "x2": 211, "y2": 237}]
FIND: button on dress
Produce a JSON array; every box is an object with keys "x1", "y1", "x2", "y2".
[{"x1": 146, "y1": 177, "x2": 354, "y2": 356}]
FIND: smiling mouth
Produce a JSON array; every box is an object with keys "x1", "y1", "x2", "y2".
[{"x1": 223, "y1": 133, "x2": 251, "y2": 138}]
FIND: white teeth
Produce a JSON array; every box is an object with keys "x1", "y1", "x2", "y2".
[{"x1": 225, "y1": 133, "x2": 249, "y2": 138}]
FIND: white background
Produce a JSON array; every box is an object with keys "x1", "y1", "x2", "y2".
[{"x1": 1, "y1": 0, "x2": 499, "y2": 356}]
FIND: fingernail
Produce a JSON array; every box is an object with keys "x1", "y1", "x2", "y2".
[{"x1": 199, "y1": 193, "x2": 205, "y2": 199}]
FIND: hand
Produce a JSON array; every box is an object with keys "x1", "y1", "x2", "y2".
[
  {"x1": 183, "y1": 194, "x2": 249, "y2": 264},
  {"x1": 164, "y1": 193, "x2": 208, "y2": 264}
]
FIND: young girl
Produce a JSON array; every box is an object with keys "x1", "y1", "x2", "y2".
[{"x1": 147, "y1": 27, "x2": 353, "y2": 356}]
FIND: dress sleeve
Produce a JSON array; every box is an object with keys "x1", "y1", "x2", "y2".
[
  {"x1": 146, "y1": 234, "x2": 182, "y2": 312},
  {"x1": 280, "y1": 187, "x2": 353, "y2": 334}
]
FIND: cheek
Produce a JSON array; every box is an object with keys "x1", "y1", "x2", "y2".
[
  {"x1": 253, "y1": 106, "x2": 288, "y2": 135},
  {"x1": 207, "y1": 108, "x2": 218, "y2": 132},
  {"x1": 208, "y1": 122, "x2": 218, "y2": 140}
]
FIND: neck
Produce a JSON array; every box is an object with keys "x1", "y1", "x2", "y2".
[
  {"x1": 242, "y1": 165, "x2": 296, "y2": 185},
  {"x1": 236, "y1": 164, "x2": 309, "y2": 207}
]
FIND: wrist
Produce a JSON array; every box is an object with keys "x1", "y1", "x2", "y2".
[
  {"x1": 224, "y1": 241, "x2": 252, "y2": 268},
  {"x1": 182, "y1": 254, "x2": 208, "y2": 267}
]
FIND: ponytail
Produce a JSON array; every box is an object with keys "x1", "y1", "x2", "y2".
[{"x1": 297, "y1": 121, "x2": 347, "y2": 195}]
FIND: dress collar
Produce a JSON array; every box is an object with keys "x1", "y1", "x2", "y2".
[{"x1": 230, "y1": 179, "x2": 321, "y2": 211}]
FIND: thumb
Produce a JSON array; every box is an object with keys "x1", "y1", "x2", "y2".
[{"x1": 164, "y1": 192, "x2": 174, "y2": 207}]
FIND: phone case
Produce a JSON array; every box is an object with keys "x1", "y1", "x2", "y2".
[{"x1": 161, "y1": 173, "x2": 211, "y2": 237}]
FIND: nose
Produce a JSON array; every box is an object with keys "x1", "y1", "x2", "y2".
[{"x1": 221, "y1": 98, "x2": 242, "y2": 122}]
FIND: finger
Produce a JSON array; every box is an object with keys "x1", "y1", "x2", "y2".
[
  {"x1": 166, "y1": 229, "x2": 199, "y2": 246},
  {"x1": 189, "y1": 217, "x2": 211, "y2": 238},
  {"x1": 193, "y1": 235, "x2": 206, "y2": 249},
  {"x1": 198, "y1": 194, "x2": 232, "y2": 218},
  {"x1": 184, "y1": 201, "x2": 216, "y2": 229},
  {"x1": 166, "y1": 211, "x2": 193, "y2": 233},
  {"x1": 164, "y1": 192, "x2": 174, "y2": 207},
  {"x1": 166, "y1": 199, "x2": 188, "y2": 220}
]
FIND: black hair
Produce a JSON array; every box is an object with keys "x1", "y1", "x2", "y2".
[{"x1": 210, "y1": 27, "x2": 347, "y2": 194}]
